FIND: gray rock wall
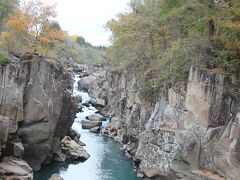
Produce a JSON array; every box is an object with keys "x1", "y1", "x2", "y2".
[
  {"x1": 83, "y1": 65, "x2": 240, "y2": 180},
  {"x1": 0, "y1": 56, "x2": 78, "y2": 170}
]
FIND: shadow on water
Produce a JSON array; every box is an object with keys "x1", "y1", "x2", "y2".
[
  {"x1": 34, "y1": 125, "x2": 140, "y2": 180},
  {"x1": 33, "y1": 159, "x2": 86, "y2": 180}
]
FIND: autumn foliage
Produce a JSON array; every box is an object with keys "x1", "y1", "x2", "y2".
[
  {"x1": 1, "y1": 0, "x2": 66, "y2": 57},
  {"x1": 107, "y1": 0, "x2": 240, "y2": 102}
]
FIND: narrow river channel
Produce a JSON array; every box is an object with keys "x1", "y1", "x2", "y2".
[{"x1": 34, "y1": 75, "x2": 140, "y2": 180}]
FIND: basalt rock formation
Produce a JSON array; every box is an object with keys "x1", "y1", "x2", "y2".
[
  {"x1": 0, "y1": 55, "x2": 78, "y2": 172},
  {"x1": 80, "y1": 65, "x2": 240, "y2": 180}
]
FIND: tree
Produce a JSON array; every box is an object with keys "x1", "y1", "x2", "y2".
[
  {"x1": 75, "y1": 36, "x2": 92, "y2": 47},
  {"x1": 107, "y1": 0, "x2": 240, "y2": 103},
  {"x1": 1, "y1": 0, "x2": 65, "y2": 57},
  {"x1": 0, "y1": 0, "x2": 19, "y2": 30},
  {"x1": 208, "y1": 0, "x2": 240, "y2": 75}
]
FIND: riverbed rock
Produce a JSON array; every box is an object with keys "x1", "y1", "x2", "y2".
[
  {"x1": 78, "y1": 75, "x2": 97, "y2": 92},
  {"x1": 61, "y1": 136, "x2": 90, "y2": 160},
  {"x1": 48, "y1": 174, "x2": 64, "y2": 180},
  {"x1": 13, "y1": 142, "x2": 24, "y2": 157},
  {"x1": 0, "y1": 56, "x2": 78, "y2": 170},
  {"x1": 90, "y1": 98, "x2": 106, "y2": 107},
  {"x1": 0, "y1": 156, "x2": 33, "y2": 180},
  {"x1": 78, "y1": 141, "x2": 86, "y2": 146},
  {"x1": 86, "y1": 114, "x2": 106, "y2": 121},
  {"x1": 68, "y1": 129, "x2": 81, "y2": 142},
  {"x1": 81, "y1": 120, "x2": 102, "y2": 129},
  {"x1": 89, "y1": 127, "x2": 101, "y2": 133},
  {"x1": 101, "y1": 123, "x2": 118, "y2": 138},
  {"x1": 73, "y1": 94, "x2": 82, "y2": 103},
  {"x1": 82, "y1": 102, "x2": 91, "y2": 107}
]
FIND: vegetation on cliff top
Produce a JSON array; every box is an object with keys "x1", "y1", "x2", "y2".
[
  {"x1": 0, "y1": 52, "x2": 8, "y2": 65},
  {"x1": 0, "y1": 0, "x2": 105, "y2": 65},
  {"x1": 107, "y1": 0, "x2": 240, "y2": 102},
  {"x1": 0, "y1": 0, "x2": 239, "y2": 103}
]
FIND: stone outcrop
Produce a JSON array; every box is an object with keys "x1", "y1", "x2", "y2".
[
  {"x1": 0, "y1": 55, "x2": 78, "y2": 171},
  {"x1": 81, "y1": 65, "x2": 240, "y2": 180},
  {"x1": 90, "y1": 98, "x2": 106, "y2": 107},
  {"x1": 0, "y1": 156, "x2": 33, "y2": 180},
  {"x1": 61, "y1": 136, "x2": 90, "y2": 160}
]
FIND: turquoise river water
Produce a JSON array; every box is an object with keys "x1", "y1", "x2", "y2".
[{"x1": 34, "y1": 75, "x2": 140, "y2": 180}]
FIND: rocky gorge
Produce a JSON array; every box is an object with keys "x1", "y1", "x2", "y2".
[
  {"x1": 0, "y1": 54, "x2": 239, "y2": 180},
  {"x1": 0, "y1": 55, "x2": 89, "y2": 179},
  {"x1": 78, "y1": 64, "x2": 240, "y2": 180}
]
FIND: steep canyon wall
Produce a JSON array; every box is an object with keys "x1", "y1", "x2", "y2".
[
  {"x1": 0, "y1": 56, "x2": 78, "y2": 172},
  {"x1": 82, "y1": 65, "x2": 240, "y2": 180}
]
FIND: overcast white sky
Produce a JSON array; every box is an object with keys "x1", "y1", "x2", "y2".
[{"x1": 39, "y1": 0, "x2": 130, "y2": 46}]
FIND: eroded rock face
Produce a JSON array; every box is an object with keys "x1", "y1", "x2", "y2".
[
  {"x1": 0, "y1": 56, "x2": 78, "y2": 170},
  {"x1": 185, "y1": 66, "x2": 232, "y2": 128},
  {"x1": 83, "y1": 65, "x2": 240, "y2": 180},
  {"x1": 0, "y1": 116, "x2": 10, "y2": 154}
]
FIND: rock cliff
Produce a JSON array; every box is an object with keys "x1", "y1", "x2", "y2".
[
  {"x1": 80, "y1": 65, "x2": 240, "y2": 180},
  {"x1": 0, "y1": 55, "x2": 78, "y2": 172}
]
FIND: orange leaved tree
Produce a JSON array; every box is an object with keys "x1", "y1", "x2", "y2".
[{"x1": 1, "y1": 0, "x2": 65, "y2": 57}]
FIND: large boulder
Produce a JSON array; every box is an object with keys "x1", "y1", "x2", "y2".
[
  {"x1": 89, "y1": 127, "x2": 101, "y2": 133},
  {"x1": 77, "y1": 75, "x2": 97, "y2": 92},
  {"x1": 90, "y1": 98, "x2": 106, "y2": 107},
  {"x1": 48, "y1": 174, "x2": 64, "y2": 180},
  {"x1": 61, "y1": 136, "x2": 90, "y2": 160},
  {"x1": 81, "y1": 120, "x2": 102, "y2": 129},
  {"x1": 73, "y1": 94, "x2": 82, "y2": 103},
  {"x1": 0, "y1": 156, "x2": 33, "y2": 180},
  {"x1": 13, "y1": 142, "x2": 24, "y2": 157},
  {"x1": 86, "y1": 114, "x2": 106, "y2": 121}
]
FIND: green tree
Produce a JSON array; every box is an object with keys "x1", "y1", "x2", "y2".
[
  {"x1": 107, "y1": 0, "x2": 240, "y2": 103},
  {"x1": 0, "y1": 0, "x2": 19, "y2": 30}
]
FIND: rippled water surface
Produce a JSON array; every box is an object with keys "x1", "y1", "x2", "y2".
[{"x1": 34, "y1": 75, "x2": 140, "y2": 180}]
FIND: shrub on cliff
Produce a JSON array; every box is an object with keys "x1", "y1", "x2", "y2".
[{"x1": 0, "y1": 52, "x2": 8, "y2": 65}]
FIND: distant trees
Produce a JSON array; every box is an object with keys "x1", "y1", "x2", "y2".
[
  {"x1": 0, "y1": 0, "x2": 106, "y2": 65},
  {"x1": 75, "y1": 36, "x2": 92, "y2": 47},
  {"x1": 107, "y1": 0, "x2": 240, "y2": 102}
]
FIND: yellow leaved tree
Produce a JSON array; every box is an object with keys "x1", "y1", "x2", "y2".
[{"x1": 1, "y1": 0, "x2": 66, "y2": 57}]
